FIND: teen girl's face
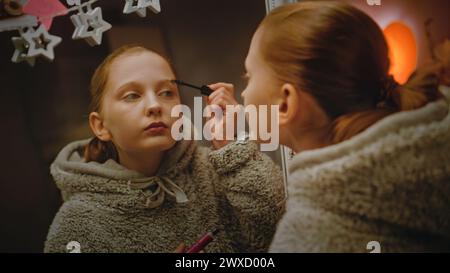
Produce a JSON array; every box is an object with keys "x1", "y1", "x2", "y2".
[
  {"x1": 241, "y1": 29, "x2": 280, "y2": 108},
  {"x1": 241, "y1": 29, "x2": 285, "y2": 143},
  {"x1": 100, "y1": 51, "x2": 181, "y2": 154}
]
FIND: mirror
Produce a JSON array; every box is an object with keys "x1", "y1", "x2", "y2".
[{"x1": 0, "y1": 0, "x2": 287, "y2": 252}]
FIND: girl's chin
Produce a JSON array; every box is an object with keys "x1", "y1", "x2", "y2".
[{"x1": 140, "y1": 137, "x2": 177, "y2": 151}]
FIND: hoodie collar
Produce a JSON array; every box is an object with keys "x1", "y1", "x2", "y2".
[{"x1": 51, "y1": 139, "x2": 196, "y2": 209}]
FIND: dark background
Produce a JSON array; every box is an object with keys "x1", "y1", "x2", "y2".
[{"x1": 0, "y1": 0, "x2": 448, "y2": 252}]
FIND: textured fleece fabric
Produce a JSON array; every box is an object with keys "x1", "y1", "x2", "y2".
[
  {"x1": 270, "y1": 86, "x2": 450, "y2": 253},
  {"x1": 45, "y1": 140, "x2": 285, "y2": 253}
]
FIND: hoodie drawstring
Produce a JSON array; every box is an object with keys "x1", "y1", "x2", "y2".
[{"x1": 128, "y1": 176, "x2": 188, "y2": 208}]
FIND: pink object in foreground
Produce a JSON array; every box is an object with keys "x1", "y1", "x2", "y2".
[
  {"x1": 185, "y1": 229, "x2": 219, "y2": 253},
  {"x1": 23, "y1": 0, "x2": 68, "y2": 30}
]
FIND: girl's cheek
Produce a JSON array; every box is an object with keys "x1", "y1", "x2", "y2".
[{"x1": 166, "y1": 101, "x2": 180, "y2": 113}]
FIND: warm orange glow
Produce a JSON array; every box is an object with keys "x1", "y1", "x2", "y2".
[{"x1": 383, "y1": 22, "x2": 417, "y2": 84}]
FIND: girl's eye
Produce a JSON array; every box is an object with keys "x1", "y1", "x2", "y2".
[
  {"x1": 123, "y1": 93, "x2": 140, "y2": 101},
  {"x1": 159, "y1": 90, "x2": 174, "y2": 97}
]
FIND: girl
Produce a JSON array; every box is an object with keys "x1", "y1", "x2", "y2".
[
  {"x1": 44, "y1": 45, "x2": 285, "y2": 253},
  {"x1": 240, "y1": 1, "x2": 450, "y2": 252}
]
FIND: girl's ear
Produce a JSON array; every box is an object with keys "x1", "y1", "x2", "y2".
[
  {"x1": 278, "y1": 83, "x2": 300, "y2": 126},
  {"x1": 89, "y1": 112, "x2": 112, "y2": 142}
]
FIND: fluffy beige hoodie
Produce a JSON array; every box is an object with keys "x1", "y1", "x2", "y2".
[
  {"x1": 44, "y1": 140, "x2": 285, "y2": 253},
  {"x1": 270, "y1": 86, "x2": 450, "y2": 253}
]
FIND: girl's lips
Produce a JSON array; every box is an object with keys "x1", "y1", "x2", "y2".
[
  {"x1": 145, "y1": 122, "x2": 168, "y2": 134},
  {"x1": 146, "y1": 127, "x2": 167, "y2": 134}
]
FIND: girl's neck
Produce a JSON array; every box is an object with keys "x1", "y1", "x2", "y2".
[
  {"x1": 288, "y1": 124, "x2": 331, "y2": 154},
  {"x1": 117, "y1": 149, "x2": 164, "y2": 177}
]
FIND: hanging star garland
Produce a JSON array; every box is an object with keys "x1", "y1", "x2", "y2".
[
  {"x1": 140, "y1": 0, "x2": 161, "y2": 14},
  {"x1": 71, "y1": 4, "x2": 111, "y2": 46},
  {"x1": 123, "y1": 0, "x2": 147, "y2": 18},
  {"x1": 66, "y1": 0, "x2": 81, "y2": 5},
  {"x1": 123, "y1": 0, "x2": 160, "y2": 18},
  {"x1": 0, "y1": 0, "x2": 163, "y2": 66},
  {"x1": 22, "y1": 24, "x2": 62, "y2": 61},
  {"x1": 11, "y1": 36, "x2": 36, "y2": 66}
]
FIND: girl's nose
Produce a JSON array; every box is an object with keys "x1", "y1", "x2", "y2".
[
  {"x1": 145, "y1": 96, "x2": 162, "y2": 116},
  {"x1": 146, "y1": 104, "x2": 162, "y2": 116}
]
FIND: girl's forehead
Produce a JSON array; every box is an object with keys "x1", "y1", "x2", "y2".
[
  {"x1": 112, "y1": 51, "x2": 171, "y2": 72},
  {"x1": 108, "y1": 52, "x2": 175, "y2": 85},
  {"x1": 247, "y1": 30, "x2": 266, "y2": 67}
]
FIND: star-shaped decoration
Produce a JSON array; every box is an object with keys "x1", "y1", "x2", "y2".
[
  {"x1": 66, "y1": 0, "x2": 81, "y2": 6},
  {"x1": 71, "y1": 7, "x2": 111, "y2": 46},
  {"x1": 70, "y1": 13, "x2": 84, "y2": 39},
  {"x1": 0, "y1": 14, "x2": 38, "y2": 32},
  {"x1": 11, "y1": 36, "x2": 36, "y2": 66},
  {"x1": 22, "y1": 24, "x2": 62, "y2": 61},
  {"x1": 22, "y1": 0, "x2": 68, "y2": 30},
  {"x1": 140, "y1": 0, "x2": 161, "y2": 14},
  {"x1": 123, "y1": 0, "x2": 161, "y2": 18},
  {"x1": 123, "y1": 0, "x2": 147, "y2": 18}
]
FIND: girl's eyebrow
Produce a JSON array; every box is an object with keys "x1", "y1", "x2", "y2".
[
  {"x1": 115, "y1": 79, "x2": 176, "y2": 94},
  {"x1": 115, "y1": 81, "x2": 141, "y2": 94},
  {"x1": 156, "y1": 79, "x2": 177, "y2": 89}
]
